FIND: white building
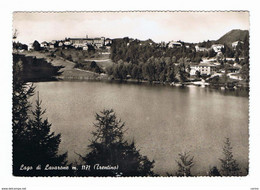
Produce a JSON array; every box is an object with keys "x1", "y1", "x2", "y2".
[
  {"x1": 64, "y1": 41, "x2": 72, "y2": 46},
  {"x1": 232, "y1": 41, "x2": 244, "y2": 49},
  {"x1": 58, "y1": 42, "x2": 64, "y2": 47},
  {"x1": 40, "y1": 41, "x2": 48, "y2": 48},
  {"x1": 28, "y1": 43, "x2": 33, "y2": 51},
  {"x1": 68, "y1": 35, "x2": 107, "y2": 49},
  {"x1": 199, "y1": 62, "x2": 217, "y2": 75},
  {"x1": 83, "y1": 46, "x2": 89, "y2": 51},
  {"x1": 190, "y1": 64, "x2": 200, "y2": 76},
  {"x1": 105, "y1": 38, "x2": 112, "y2": 45},
  {"x1": 211, "y1": 44, "x2": 224, "y2": 53},
  {"x1": 228, "y1": 73, "x2": 243, "y2": 80},
  {"x1": 49, "y1": 44, "x2": 55, "y2": 49},
  {"x1": 195, "y1": 45, "x2": 208, "y2": 52},
  {"x1": 190, "y1": 62, "x2": 217, "y2": 76},
  {"x1": 168, "y1": 41, "x2": 182, "y2": 48}
]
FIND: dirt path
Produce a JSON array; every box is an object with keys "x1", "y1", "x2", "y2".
[{"x1": 84, "y1": 59, "x2": 111, "y2": 62}]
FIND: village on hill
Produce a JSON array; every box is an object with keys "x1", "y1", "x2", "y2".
[{"x1": 13, "y1": 29, "x2": 249, "y2": 91}]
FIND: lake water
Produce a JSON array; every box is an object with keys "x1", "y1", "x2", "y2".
[{"x1": 32, "y1": 81, "x2": 249, "y2": 176}]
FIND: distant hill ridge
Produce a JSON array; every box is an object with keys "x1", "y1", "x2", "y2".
[
  {"x1": 112, "y1": 29, "x2": 249, "y2": 46},
  {"x1": 217, "y1": 29, "x2": 249, "y2": 45}
]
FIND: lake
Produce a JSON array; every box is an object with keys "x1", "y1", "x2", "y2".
[{"x1": 32, "y1": 81, "x2": 249, "y2": 176}]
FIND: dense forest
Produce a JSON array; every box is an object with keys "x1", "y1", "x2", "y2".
[
  {"x1": 106, "y1": 34, "x2": 249, "y2": 84},
  {"x1": 110, "y1": 38, "x2": 202, "y2": 64}
]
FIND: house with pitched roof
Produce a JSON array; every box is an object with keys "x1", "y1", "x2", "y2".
[
  {"x1": 190, "y1": 62, "x2": 217, "y2": 76},
  {"x1": 67, "y1": 35, "x2": 107, "y2": 49},
  {"x1": 168, "y1": 41, "x2": 182, "y2": 48},
  {"x1": 211, "y1": 44, "x2": 224, "y2": 53}
]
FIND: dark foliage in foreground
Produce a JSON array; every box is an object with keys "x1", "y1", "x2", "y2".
[
  {"x1": 209, "y1": 166, "x2": 221, "y2": 176},
  {"x1": 13, "y1": 61, "x2": 69, "y2": 176},
  {"x1": 175, "y1": 152, "x2": 194, "y2": 176},
  {"x1": 219, "y1": 138, "x2": 241, "y2": 176},
  {"x1": 77, "y1": 109, "x2": 155, "y2": 176},
  {"x1": 13, "y1": 53, "x2": 63, "y2": 82},
  {"x1": 166, "y1": 152, "x2": 194, "y2": 177}
]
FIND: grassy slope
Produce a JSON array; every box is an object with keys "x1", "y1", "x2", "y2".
[
  {"x1": 55, "y1": 48, "x2": 115, "y2": 71},
  {"x1": 19, "y1": 50, "x2": 110, "y2": 80}
]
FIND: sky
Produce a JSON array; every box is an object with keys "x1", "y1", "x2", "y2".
[{"x1": 13, "y1": 11, "x2": 249, "y2": 45}]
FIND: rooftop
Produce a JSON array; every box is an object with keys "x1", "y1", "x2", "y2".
[
  {"x1": 198, "y1": 62, "x2": 217, "y2": 67},
  {"x1": 68, "y1": 37, "x2": 104, "y2": 40}
]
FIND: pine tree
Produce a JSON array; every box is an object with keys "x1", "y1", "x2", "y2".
[
  {"x1": 32, "y1": 40, "x2": 41, "y2": 51},
  {"x1": 13, "y1": 57, "x2": 68, "y2": 175},
  {"x1": 13, "y1": 92, "x2": 68, "y2": 176},
  {"x1": 28, "y1": 93, "x2": 67, "y2": 165},
  {"x1": 13, "y1": 58, "x2": 35, "y2": 175},
  {"x1": 77, "y1": 109, "x2": 155, "y2": 176},
  {"x1": 219, "y1": 138, "x2": 240, "y2": 176},
  {"x1": 175, "y1": 152, "x2": 194, "y2": 176}
]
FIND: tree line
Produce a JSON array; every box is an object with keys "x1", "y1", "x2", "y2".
[
  {"x1": 110, "y1": 37, "x2": 249, "y2": 65},
  {"x1": 106, "y1": 57, "x2": 190, "y2": 83},
  {"x1": 111, "y1": 38, "x2": 202, "y2": 64}
]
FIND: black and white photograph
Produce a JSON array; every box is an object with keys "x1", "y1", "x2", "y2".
[{"x1": 11, "y1": 11, "x2": 250, "y2": 177}]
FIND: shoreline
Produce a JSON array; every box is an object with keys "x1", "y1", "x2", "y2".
[
  {"x1": 30, "y1": 76, "x2": 249, "y2": 97},
  {"x1": 60, "y1": 75, "x2": 249, "y2": 90},
  {"x1": 16, "y1": 51, "x2": 248, "y2": 95}
]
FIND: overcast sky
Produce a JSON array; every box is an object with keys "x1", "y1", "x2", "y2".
[{"x1": 13, "y1": 11, "x2": 249, "y2": 44}]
